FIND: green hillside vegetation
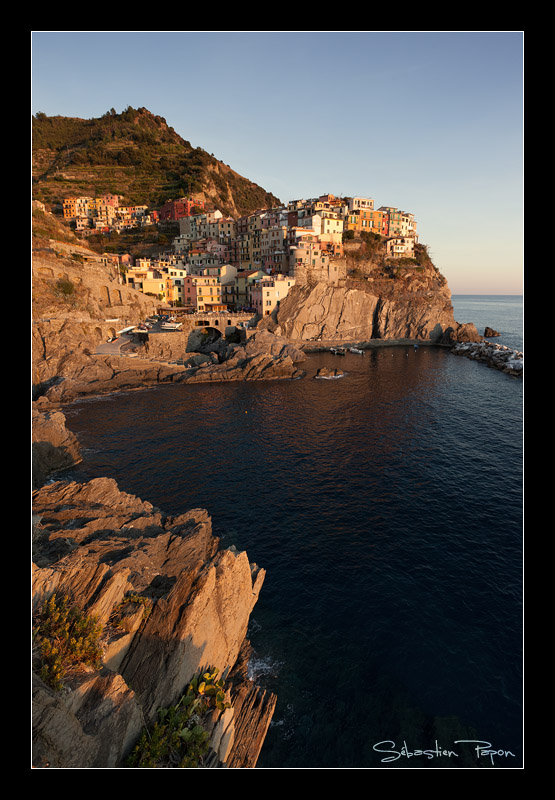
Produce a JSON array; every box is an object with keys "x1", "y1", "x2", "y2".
[
  {"x1": 344, "y1": 232, "x2": 445, "y2": 283},
  {"x1": 32, "y1": 106, "x2": 280, "y2": 216}
]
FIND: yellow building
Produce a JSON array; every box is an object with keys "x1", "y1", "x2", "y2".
[
  {"x1": 193, "y1": 275, "x2": 223, "y2": 312},
  {"x1": 125, "y1": 267, "x2": 167, "y2": 300}
]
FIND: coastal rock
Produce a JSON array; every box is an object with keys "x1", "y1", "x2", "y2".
[
  {"x1": 266, "y1": 279, "x2": 481, "y2": 345},
  {"x1": 40, "y1": 351, "x2": 189, "y2": 403},
  {"x1": 32, "y1": 403, "x2": 82, "y2": 488},
  {"x1": 451, "y1": 341, "x2": 523, "y2": 376},
  {"x1": 484, "y1": 326, "x2": 500, "y2": 337},
  {"x1": 181, "y1": 329, "x2": 306, "y2": 383},
  {"x1": 32, "y1": 477, "x2": 276, "y2": 768},
  {"x1": 443, "y1": 322, "x2": 483, "y2": 343},
  {"x1": 35, "y1": 328, "x2": 306, "y2": 403}
]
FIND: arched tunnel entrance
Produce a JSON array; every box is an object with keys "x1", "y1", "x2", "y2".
[
  {"x1": 195, "y1": 325, "x2": 222, "y2": 342},
  {"x1": 187, "y1": 325, "x2": 222, "y2": 353}
]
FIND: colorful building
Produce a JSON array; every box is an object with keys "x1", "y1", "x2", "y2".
[
  {"x1": 63, "y1": 196, "x2": 93, "y2": 220},
  {"x1": 233, "y1": 269, "x2": 266, "y2": 308},
  {"x1": 158, "y1": 197, "x2": 205, "y2": 221},
  {"x1": 385, "y1": 236, "x2": 416, "y2": 258},
  {"x1": 193, "y1": 274, "x2": 223, "y2": 312},
  {"x1": 166, "y1": 271, "x2": 197, "y2": 309}
]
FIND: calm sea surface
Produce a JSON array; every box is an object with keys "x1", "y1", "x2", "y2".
[{"x1": 63, "y1": 295, "x2": 523, "y2": 769}]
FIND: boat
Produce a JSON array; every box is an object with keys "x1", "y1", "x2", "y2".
[
  {"x1": 349, "y1": 347, "x2": 364, "y2": 355},
  {"x1": 161, "y1": 322, "x2": 183, "y2": 330},
  {"x1": 330, "y1": 347, "x2": 346, "y2": 355}
]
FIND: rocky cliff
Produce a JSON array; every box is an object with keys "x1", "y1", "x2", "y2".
[
  {"x1": 266, "y1": 256, "x2": 481, "y2": 345},
  {"x1": 32, "y1": 475, "x2": 276, "y2": 768},
  {"x1": 32, "y1": 403, "x2": 82, "y2": 489}
]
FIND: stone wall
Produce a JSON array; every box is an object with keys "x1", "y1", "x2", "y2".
[{"x1": 293, "y1": 256, "x2": 347, "y2": 287}]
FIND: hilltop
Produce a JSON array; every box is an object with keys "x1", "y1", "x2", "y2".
[{"x1": 32, "y1": 106, "x2": 280, "y2": 217}]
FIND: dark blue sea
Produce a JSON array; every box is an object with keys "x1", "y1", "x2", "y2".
[{"x1": 63, "y1": 294, "x2": 523, "y2": 769}]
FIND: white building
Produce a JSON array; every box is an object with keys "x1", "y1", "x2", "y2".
[{"x1": 251, "y1": 274, "x2": 296, "y2": 316}]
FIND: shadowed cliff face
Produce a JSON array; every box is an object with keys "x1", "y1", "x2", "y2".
[{"x1": 269, "y1": 266, "x2": 478, "y2": 344}]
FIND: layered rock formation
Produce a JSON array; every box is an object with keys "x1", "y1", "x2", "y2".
[
  {"x1": 264, "y1": 259, "x2": 481, "y2": 345},
  {"x1": 32, "y1": 476, "x2": 276, "y2": 768},
  {"x1": 180, "y1": 329, "x2": 306, "y2": 384},
  {"x1": 36, "y1": 328, "x2": 306, "y2": 404}
]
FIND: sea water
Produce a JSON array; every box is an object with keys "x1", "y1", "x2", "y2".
[{"x1": 62, "y1": 295, "x2": 523, "y2": 768}]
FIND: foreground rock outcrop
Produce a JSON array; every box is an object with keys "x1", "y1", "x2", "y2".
[{"x1": 32, "y1": 477, "x2": 276, "y2": 768}]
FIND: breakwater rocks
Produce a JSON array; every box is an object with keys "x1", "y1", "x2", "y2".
[
  {"x1": 32, "y1": 476, "x2": 276, "y2": 768},
  {"x1": 451, "y1": 340, "x2": 523, "y2": 377}
]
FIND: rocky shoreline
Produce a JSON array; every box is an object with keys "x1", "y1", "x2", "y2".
[
  {"x1": 32, "y1": 207, "x2": 523, "y2": 767},
  {"x1": 34, "y1": 326, "x2": 307, "y2": 406}
]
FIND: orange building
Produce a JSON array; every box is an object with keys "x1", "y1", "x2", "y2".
[{"x1": 63, "y1": 196, "x2": 92, "y2": 220}]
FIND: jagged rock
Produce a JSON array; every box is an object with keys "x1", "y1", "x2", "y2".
[
  {"x1": 32, "y1": 403, "x2": 82, "y2": 488},
  {"x1": 181, "y1": 329, "x2": 306, "y2": 383},
  {"x1": 441, "y1": 321, "x2": 482, "y2": 344},
  {"x1": 484, "y1": 326, "x2": 500, "y2": 337},
  {"x1": 35, "y1": 328, "x2": 307, "y2": 402},
  {"x1": 41, "y1": 352, "x2": 189, "y2": 403},
  {"x1": 184, "y1": 352, "x2": 213, "y2": 367},
  {"x1": 31, "y1": 478, "x2": 276, "y2": 768}
]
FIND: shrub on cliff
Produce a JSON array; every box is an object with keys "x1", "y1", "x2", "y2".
[
  {"x1": 33, "y1": 594, "x2": 103, "y2": 691},
  {"x1": 126, "y1": 669, "x2": 231, "y2": 768},
  {"x1": 54, "y1": 278, "x2": 75, "y2": 297}
]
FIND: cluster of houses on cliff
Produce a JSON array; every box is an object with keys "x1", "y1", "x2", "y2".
[{"x1": 62, "y1": 192, "x2": 419, "y2": 316}]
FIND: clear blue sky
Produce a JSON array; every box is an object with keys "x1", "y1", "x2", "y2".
[{"x1": 31, "y1": 31, "x2": 523, "y2": 294}]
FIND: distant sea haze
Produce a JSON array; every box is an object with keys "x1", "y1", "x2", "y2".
[{"x1": 65, "y1": 294, "x2": 523, "y2": 768}]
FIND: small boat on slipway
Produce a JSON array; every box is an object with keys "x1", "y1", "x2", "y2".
[
  {"x1": 330, "y1": 347, "x2": 346, "y2": 356},
  {"x1": 349, "y1": 347, "x2": 364, "y2": 355}
]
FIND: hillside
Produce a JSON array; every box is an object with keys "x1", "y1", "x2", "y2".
[{"x1": 32, "y1": 106, "x2": 280, "y2": 217}]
